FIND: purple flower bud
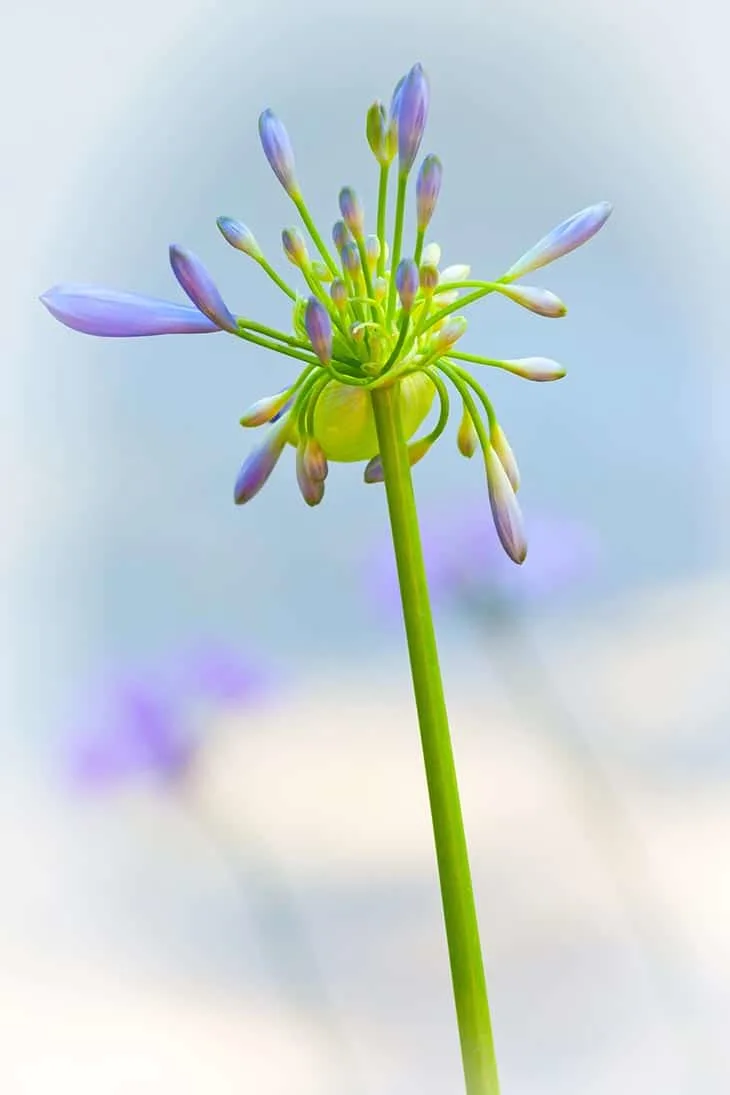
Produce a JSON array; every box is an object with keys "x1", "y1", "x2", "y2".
[
  {"x1": 491, "y1": 423, "x2": 520, "y2": 491},
  {"x1": 432, "y1": 315, "x2": 467, "y2": 352},
  {"x1": 282, "y1": 227, "x2": 309, "y2": 267},
  {"x1": 40, "y1": 285, "x2": 220, "y2": 338},
  {"x1": 258, "y1": 109, "x2": 299, "y2": 198},
  {"x1": 419, "y1": 263, "x2": 439, "y2": 294},
  {"x1": 303, "y1": 437, "x2": 328, "y2": 481},
  {"x1": 330, "y1": 278, "x2": 348, "y2": 310},
  {"x1": 504, "y1": 201, "x2": 613, "y2": 282},
  {"x1": 239, "y1": 388, "x2": 293, "y2": 427},
  {"x1": 296, "y1": 444, "x2": 325, "y2": 506},
  {"x1": 332, "y1": 220, "x2": 352, "y2": 255},
  {"x1": 396, "y1": 63, "x2": 429, "y2": 175},
  {"x1": 395, "y1": 258, "x2": 419, "y2": 313},
  {"x1": 366, "y1": 101, "x2": 388, "y2": 163},
  {"x1": 216, "y1": 217, "x2": 262, "y2": 259},
  {"x1": 485, "y1": 445, "x2": 527, "y2": 564},
  {"x1": 341, "y1": 241, "x2": 361, "y2": 278},
  {"x1": 168, "y1": 245, "x2": 238, "y2": 333},
  {"x1": 499, "y1": 357, "x2": 566, "y2": 381},
  {"x1": 493, "y1": 283, "x2": 567, "y2": 318},
  {"x1": 234, "y1": 415, "x2": 291, "y2": 505},
  {"x1": 456, "y1": 406, "x2": 478, "y2": 458},
  {"x1": 339, "y1": 187, "x2": 365, "y2": 241},
  {"x1": 416, "y1": 154, "x2": 443, "y2": 232},
  {"x1": 389, "y1": 73, "x2": 407, "y2": 121},
  {"x1": 304, "y1": 297, "x2": 333, "y2": 365}
]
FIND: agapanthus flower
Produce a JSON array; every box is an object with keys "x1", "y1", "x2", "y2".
[
  {"x1": 41, "y1": 62, "x2": 610, "y2": 564},
  {"x1": 67, "y1": 644, "x2": 267, "y2": 788}
]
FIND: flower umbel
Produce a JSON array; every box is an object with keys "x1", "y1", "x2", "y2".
[{"x1": 40, "y1": 63, "x2": 611, "y2": 564}]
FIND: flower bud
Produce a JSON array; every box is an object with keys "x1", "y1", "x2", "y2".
[
  {"x1": 365, "y1": 235, "x2": 380, "y2": 274},
  {"x1": 373, "y1": 276, "x2": 387, "y2": 303},
  {"x1": 216, "y1": 217, "x2": 262, "y2": 259},
  {"x1": 339, "y1": 187, "x2": 365, "y2": 241},
  {"x1": 419, "y1": 263, "x2": 439, "y2": 294},
  {"x1": 366, "y1": 101, "x2": 388, "y2": 161},
  {"x1": 239, "y1": 388, "x2": 292, "y2": 427},
  {"x1": 498, "y1": 356, "x2": 566, "y2": 381},
  {"x1": 332, "y1": 220, "x2": 352, "y2": 255},
  {"x1": 311, "y1": 260, "x2": 333, "y2": 283},
  {"x1": 396, "y1": 63, "x2": 429, "y2": 175},
  {"x1": 341, "y1": 241, "x2": 361, "y2": 278},
  {"x1": 234, "y1": 414, "x2": 291, "y2": 505},
  {"x1": 282, "y1": 227, "x2": 309, "y2": 267},
  {"x1": 440, "y1": 264, "x2": 470, "y2": 284},
  {"x1": 395, "y1": 258, "x2": 419, "y2": 313},
  {"x1": 493, "y1": 283, "x2": 567, "y2": 317},
  {"x1": 330, "y1": 278, "x2": 348, "y2": 311},
  {"x1": 416, "y1": 154, "x2": 443, "y2": 232},
  {"x1": 296, "y1": 443, "x2": 325, "y2": 506},
  {"x1": 258, "y1": 109, "x2": 299, "y2": 198},
  {"x1": 303, "y1": 437, "x2": 328, "y2": 481},
  {"x1": 304, "y1": 297, "x2": 333, "y2": 365},
  {"x1": 431, "y1": 315, "x2": 467, "y2": 353},
  {"x1": 168, "y1": 245, "x2": 237, "y2": 333},
  {"x1": 39, "y1": 285, "x2": 219, "y2": 337},
  {"x1": 456, "y1": 405, "x2": 478, "y2": 458},
  {"x1": 421, "y1": 242, "x2": 441, "y2": 267},
  {"x1": 485, "y1": 445, "x2": 527, "y2": 564},
  {"x1": 504, "y1": 201, "x2": 613, "y2": 281},
  {"x1": 491, "y1": 423, "x2": 520, "y2": 491}
]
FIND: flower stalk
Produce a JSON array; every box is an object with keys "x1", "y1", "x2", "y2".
[{"x1": 370, "y1": 382, "x2": 500, "y2": 1095}]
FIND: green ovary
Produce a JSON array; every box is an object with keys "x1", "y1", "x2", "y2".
[{"x1": 310, "y1": 372, "x2": 436, "y2": 462}]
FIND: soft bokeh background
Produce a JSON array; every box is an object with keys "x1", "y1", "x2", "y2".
[{"x1": 5, "y1": 0, "x2": 730, "y2": 1091}]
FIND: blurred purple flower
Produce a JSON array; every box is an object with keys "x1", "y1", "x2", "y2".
[
  {"x1": 67, "y1": 645, "x2": 268, "y2": 789},
  {"x1": 368, "y1": 505, "x2": 599, "y2": 621}
]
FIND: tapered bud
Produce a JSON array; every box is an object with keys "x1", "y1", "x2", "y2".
[
  {"x1": 296, "y1": 444, "x2": 325, "y2": 506},
  {"x1": 374, "y1": 277, "x2": 387, "y2": 303},
  {"x1": 504, "y1": 201, "x2": 613, "y2": 282},
  {"x1": 282, "y1": 228, "x2": 309, "y2": 267},
  {"x1": 432, "y1": 315, "x2": 467, "y2": 353},
  {"x1": 395, "y1": 63, "x2": 429, "y2": 174},
  {"x1": 239, "y1": 388, "x2": 292, "y2": 427},
  {"x1": 311, "y1": 260, "x2": 333, "y2": 283},
  {"x1": 332, "y1": 220, "x2": 352, "y2": 254},
  {"x1": 440, "y1": 264, "x2": 470, "y2": 284},
  {"x1": 491, "y1": 423, "x2": 520, "y2": 491},
  {"x1": 258, "y1": 109, "x2": 299, "y2": 197},
  {"x1": 421, "y1": 242, "x2": 441, "y2": 267},
  {"x1": 330, "y1": 278, "x2": 348, "y2": 311},
  {"x1": 39, "y1": 285, "x2": 219, "y2": 337},
  {"x1": 456, "y1": 406, "x2": 479, "y2": 457},
  {"x1": 395, "y1": 259, "x2": 419, "y2": 313},
  {"x1": 304, "y1": 297, "x2": 333, "y2": 365},
  {"x1": 303, "y1": 437, "x2": 328, "y2": 481},
  {"x1": 416, "y1": 154, "x2": 443, "y2": 232},
  {"x1": 364, "y1": 437, "x2": 431, "y2": 483},
  {"x1": 365, "y1": 235, "x2": 380, "y2": 274},
  {"x1": 234, "y1": 415, "x2": 291, "y2": 505},
  {"x1": 216, "y1": 217, "x2": 263, "y2": 259},
  {"x1": 419, "y1": 264, "x2": 439, "y2": 294},
  {"x1": 341, "y1": 241, "x2": 361, "y2": 278},
  {"x1": 366, "y1": 101, "x2": 391, "y2": 165},
  {"x1": 339, "y1": 187, "x2": 365, "y2": 241},
  {"x1": 168, "y1": 245, "x2": 237, "y2": 333},
  {"x1": 498, "y1": 357, "x2": 566, "y2": 381},
  {"x1": 485, "y1": 446, "x2": 527, "y2": 564},
  {"x1": 493, "y1": 283, "x2": 567, "y2": 317}
]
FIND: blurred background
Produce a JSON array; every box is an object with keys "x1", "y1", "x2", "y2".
[{"x1": 4, "y1": 0, "x2": 730, "y2": 1091}]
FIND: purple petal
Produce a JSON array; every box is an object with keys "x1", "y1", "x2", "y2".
[
  {"x1": 505, "y1": 202, "x2": 613, "y2": 281},
  {"x1": 168, "y1": 245, "x2": 238, "y2": 333},
  {"x1": 40, "y1": 285, "x2": 220, "y2": 337},
  {"x1": 234, "y1": 415, "x2": 291, "y2": 505}
]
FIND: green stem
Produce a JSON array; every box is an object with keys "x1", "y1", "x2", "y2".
[
  {"x1": 294, "y1": 195, "x2": 340, "y2": 277},
  {"x1": 376, "y1": 165, "x2": 389, "y2": 277},
  {"x1": 370, "y1": 384, "x2": 500, "y2": 1095},
  {"x1": 255, "y1": 256, "x2": 297, "y2": 301},
  {"x1": 386, "y1": 173, "x2": 409, "y2": 325}
]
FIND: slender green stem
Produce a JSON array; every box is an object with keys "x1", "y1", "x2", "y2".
[
  {"x1": 256, "y1": 256, "x2": 297, "y2": 301},
  {"x1": 294, "y1": 195, "x2": 340, "y2": 277},
  {"x1": 422, "y1": 286, "x2": 495, "y2": 333},
  {"x1": 376, "y1": 165, "x2": 389, "y2": 277},
  {"x1": 370, "y1": 384, "x2": 500, "y2": 1095},
  {"x1": 414, "y1": 227, "x2": 425, "y2": 267},
  {"x1": 386, "y1": 174, "x2": 409, "y2": 325}
]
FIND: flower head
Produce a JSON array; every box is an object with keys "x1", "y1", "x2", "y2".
[{"x1": 41, "y1": 63, "x2": 610, "y2": 564}]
